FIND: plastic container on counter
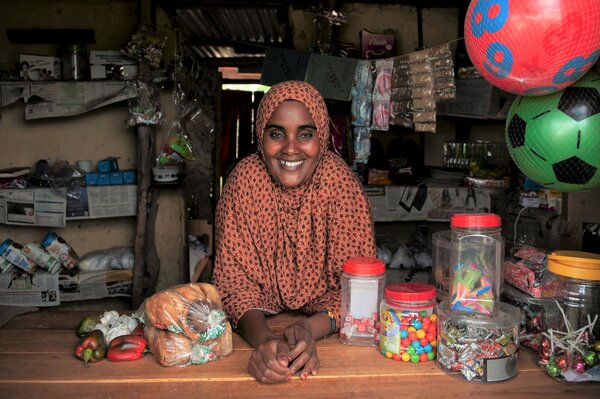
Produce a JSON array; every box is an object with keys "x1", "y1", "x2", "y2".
[
  {"x1": 432, "y1": 230, "x2": 452, "y2": 301},
  {"x1": 501, "y1": 284, "x2": 543, "y2": 351},
  {"x1": 437, "y1": 300, "x2": 521, "y2": 383},
  {"x1": 379, "y1": 282, "x2": 437, "y2": 362},
  {"x1": 538, "y1": 251, "x2": 600, "y2": 383},
  {"x1": 450, "y1": 213, "x2": 504, "y2": 316},
  {"x1": 340, "y1": 256, "x2": 385, "y2": 346}
]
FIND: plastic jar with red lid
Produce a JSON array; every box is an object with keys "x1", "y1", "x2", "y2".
[
  {"x1": 379, "y1": 282, "x2": 438, "y2": 362},
  {"x1": 339, "y1": 256, "x2": 385, "y2": 346},
  {"x1": 450, "y1": 213, "x2": 504, "y2": 316}
]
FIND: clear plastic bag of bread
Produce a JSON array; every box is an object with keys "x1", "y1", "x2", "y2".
[
  {"x1": 141, "y1": 283, "x2": 233, "y2": 366},
  {"x1": 144, "y1": 322, "x2": 232, "y2": 367}
]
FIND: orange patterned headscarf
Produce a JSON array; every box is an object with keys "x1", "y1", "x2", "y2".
[
  {"x1": 213, "y1": 81, "x2": 376, "y2": 329},
  {"x1": 255, "y1": 80, "x2": 330, "y2": 156}
]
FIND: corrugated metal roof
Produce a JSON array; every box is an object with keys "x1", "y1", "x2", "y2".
[{"x1": 175, "y1": 7, "x2": 285, "y2": 59}]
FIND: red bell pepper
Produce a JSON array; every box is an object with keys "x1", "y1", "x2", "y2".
[
  {"x1": 106, "y1": 334, "x2": 147, "y2": 362},
  {"x1": 74, "y1": 329, "x2": 107, "y2": 368},
  {"x1": 131, "y1": 323, "x2": 145, "y2": 337}
]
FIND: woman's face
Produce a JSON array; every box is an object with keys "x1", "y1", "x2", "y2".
[{"x1": 262, "y1": 100, "x2": 320, "y2": 188}]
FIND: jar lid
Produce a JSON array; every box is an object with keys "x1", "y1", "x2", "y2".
[
  {"x1": 547, "y1": 250, "x2": 600, "y2": 280},
  {"x1": 501, "y1": 284, "x2": 543, "y2": 306},
  {"x1": 384, "y1": 282, "x2": 436, "y2": 301},
  {"x1": 342, "y1": 256, "x2": 385, "y2": 275},
  {"x1": 450, "y1": 213, "x2": 501, "y2": 228}
]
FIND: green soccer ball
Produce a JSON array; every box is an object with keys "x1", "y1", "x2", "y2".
[{"x1": 505, "y1": 70, "x2": 600, "y2": 192}]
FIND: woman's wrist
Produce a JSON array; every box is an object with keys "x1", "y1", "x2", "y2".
[{"x1": 300, "y1": 311, "x2": 336, "y2": 339}]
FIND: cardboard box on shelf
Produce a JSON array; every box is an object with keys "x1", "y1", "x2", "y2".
[
  {"x1": 90, "y1": 64, "x2": 138, "y2": 80},
  {"x1": 360, "y1": 29, "x2": 395, "y2": 60},
  {"x1": 89, "y1": 50, "x2": 137, "y2": 66}
]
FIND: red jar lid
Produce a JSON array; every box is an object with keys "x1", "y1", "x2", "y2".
[
  {"x1": 450, "y1": 213, "x2": 501, "y2": 228},
  {"x1": 342, "y1": 256, "x2": 385, "y2": 275},
  {"x1": 384, "y1": 283, "x2": 436, "y2": 301}
]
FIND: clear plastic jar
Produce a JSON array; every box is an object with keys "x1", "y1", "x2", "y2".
[
  {"x1": 339, "y1": 256, "x2": 385, "y2": 346},
  {"x1": 501, "y1": 284, "x2": 543, "y2": 351},
  {"x1": 379, "y1": 282, "x2": 437, "y2": 362},
  {"x1": 432, "y1": 230, "x2": 451, "y2": 301},
  {"x1": 450, "y1": 213, "x2": 503, "y2": 316},
  {"x1": 437, "y1": 300, "x2": 521, "y2": 382},
  {"x1": 538, "y1": 251, "x2": 600, "y2": 382}
]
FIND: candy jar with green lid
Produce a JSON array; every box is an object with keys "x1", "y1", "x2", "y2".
[
  {"x1": 538, "y1": 250, "x2": 600, "y2": 382},
  {"x1": 450, "y1": 213, "x2": 504, "y2": 316}
]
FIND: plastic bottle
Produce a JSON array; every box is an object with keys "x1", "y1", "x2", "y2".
[{"x1": 62, "y1": 44, "x2": 88, "y2": 80}]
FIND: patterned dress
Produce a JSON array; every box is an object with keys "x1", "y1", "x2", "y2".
[{"x1": 213, "y1": 81, "x2": 376, "y2": 330}]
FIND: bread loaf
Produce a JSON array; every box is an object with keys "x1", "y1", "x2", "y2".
[
  {"x1": 145, "y1": 324, "x2": 194, "y2": 367},
  {"x1": 145, "y1": 321, "x2": 233, "y2": 367},
  {"x1": 144, "y1": 283, "x2": 227, "y2": 341}
]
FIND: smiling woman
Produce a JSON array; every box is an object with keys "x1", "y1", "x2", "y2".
[
  {"x1": 212, "y1": 80, "x2": 377, "y2": 384},
  {"x1": 262, "y1": 100, "x2": 320, "y2": 188}
]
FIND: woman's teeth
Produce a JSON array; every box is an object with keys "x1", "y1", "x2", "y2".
[{"x1": 280, "y1": 160, "x2": 303, "y2": 167}]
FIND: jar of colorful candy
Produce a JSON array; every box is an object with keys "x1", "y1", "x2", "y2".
[
  {"x1": 501, "y1": 284, "x2": 543, "y2": 351},
  {"x1": 437, "y1": 300, "x2": 521, "y2": 382},
  {"x1": 538, "y1": 251, "x2": 600, "y2": 382},
  {"x1": 340, "y1": 256, "x2": 385, "y2": 346},
  {"x1": 450, "y1": 213, "x2": 504, "y2": 316},
  {"x1": 379, "y1": 282, "x2": 438, "y2": 362}
]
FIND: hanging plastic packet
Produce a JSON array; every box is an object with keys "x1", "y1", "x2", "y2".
[
  {"x1": 351, "y1": 60, "x2": 373, "y2": 127},
  {"x1": 353, "y1": 126, "x2": 371, "y2": 163},
  {"x1": 157, "y1": 122, "x2": 195, "y2": 165},
  {"x1": 390, "y1": 55, "x2": 413, "y2": 128},
  {"x1": 370, "y1": 59, "x2": 393, "y2": 131},
  {"x1": 127, "y1": 79, "x2": 164, "y2": 127},
  {"x1": 121, "y1": 24, "x2": 167, "y2": 68},
  {"x1": 156, "y1": 83, "x2": 196, "y2": 165}
]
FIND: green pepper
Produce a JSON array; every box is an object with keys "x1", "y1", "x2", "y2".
[
  {"x1": 76, "y1": 315, "x2": 98, "y2": 338},
  {"x1": 74, "y1": 330, "x2": 107, "y2": 367}
]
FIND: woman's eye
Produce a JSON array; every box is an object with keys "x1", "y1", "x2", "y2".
[
  {"x1": 267, "y1": 130, "x2": 283, "y2": 139},
  {"x1": 299, "y1": 130, "x2": 315, "y2": 140}
]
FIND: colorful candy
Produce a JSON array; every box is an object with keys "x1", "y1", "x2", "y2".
[{"x1": 380, "y1": 309, "x2": 438, "y2": 362}]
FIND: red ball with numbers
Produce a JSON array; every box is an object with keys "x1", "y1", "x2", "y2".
[{"x1": 465, "y1": 0, "x2": 600, "y2": 96}]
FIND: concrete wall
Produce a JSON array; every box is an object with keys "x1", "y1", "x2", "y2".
[
  {"x1": 0, "y1": 0, "x2": 175, "y2": 257},
  {"x1": 291, "y1": 4, "x2": 460, "y2": 55}
]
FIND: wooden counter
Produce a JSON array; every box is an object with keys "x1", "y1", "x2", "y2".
[{"x1": 1, "y1": 310, "x2": 598, "y2": 398}]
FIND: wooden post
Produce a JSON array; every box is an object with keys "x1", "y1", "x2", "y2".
[{"x1": 132, "y1": 0, "x2": 156, "y2": 308}]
